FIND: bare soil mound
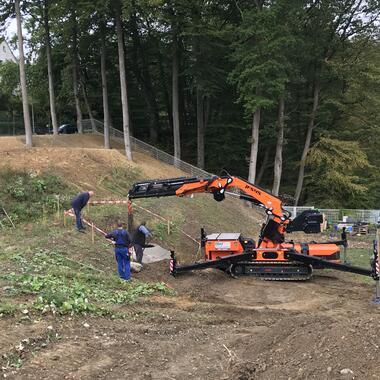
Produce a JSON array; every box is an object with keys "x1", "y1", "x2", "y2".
[
  {"x1": 2, "y1": 267, "x2": 378, "y2": 380},
  {"x1": 0, "y1": 136, "x2": 184, "y2": 197}
]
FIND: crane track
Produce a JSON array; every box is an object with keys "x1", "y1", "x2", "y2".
[{"x1": 232, "y1": 261, "x2": 313, "y2": 281}]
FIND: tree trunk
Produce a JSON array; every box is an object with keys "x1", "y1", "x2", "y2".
[
  {"x1": 130, "y1": 8, "x2": 159, "y2": 143},
  {"x1": 100, "y1": 29, "x2": 110, "y2": 149},
  {"x1": 82, "y1": 85, "x2": 96, "y2": 132},
  {"x1": 159, "y1": 51, "x2": 172, "y2": 132},
  {"x1": 172, "y1": 33, "x2": 181, "y2": 165},
  {"x1": 272, "y1": 95, "x2": 285, "y2": 196},
  {"x1": 72, "y1": 67, "x2": 82, "y2": 133},
  {"x1": 294, "y1": 81, "x2": 320, "y2": 205},
  {"x1": 71, "y1": 10, "x2": 83, "y2": 133},
  {"x1": 256, "y1": 146, "x2": 270, "y2": 185},
  {"x1": 149, "y1": 25, "x2": 172, "y2": 133},
  {"x1": 115, "y1": 8, "x2": 133, "y2": 160},
  {"x1": 248, "y1": 103, "x2": 261, "y2": 184},
  {"x1": 196, "y1": 87, "x2": 205, "y2": 169},
  {"x1": 15, "y1": 0, "x2": 32, "y2": 147},
  {"x1": 43, "y1": 0, "x2": 58, "y2": 135}
]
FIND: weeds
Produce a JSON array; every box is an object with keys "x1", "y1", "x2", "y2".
[
  {"x1": 1, "y1": 328, "x2": 61, "y2": 372},
  {"x1": 2, "y1": 248, "x2": 171, "y2": 316},
  {"x1": 100, "y1": 166, "x2": 140, "y2": 197},
  {"x1": 0, "y1": 168, "x2": 71, "y2": 224},
  {"x1": 4, "y1": 352, "x2": 23, "y2": 369},
  {"x1": 0, "y1": 303, "x2": 19, "y2": 317},
  {"x1": 152, "y1": 220, "x2": 177, "y2": 240}
]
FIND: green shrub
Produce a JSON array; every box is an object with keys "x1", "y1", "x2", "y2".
[
  {"x1": 0, "y1": 168, "x2": 70, "y2": 224},
  {"x1": 2, "y1": 249, "x2": 171, "y2": 316}
]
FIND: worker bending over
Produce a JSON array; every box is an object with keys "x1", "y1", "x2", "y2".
[
  {"x1": 106, "y1": 222, "x2": 132, "y2": 281},
  {"x1": 133, "y1": 221, "x2": 153, "y2": 264},
  {"x1": 71, "y1": 191, "x2": 94, "y2": 232}
]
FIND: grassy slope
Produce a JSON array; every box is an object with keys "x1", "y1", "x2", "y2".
[
  {"x1": 0, "y1": 221, "x2": 173, "y2": 319},
  {"x1": 0, "y1": 136, "x2": 376, "y2": 377},
  {"x1": 1, "y1": 135, "x2": 374, "y2": 319},
  {"x1": 0, "y1": 134, "x2": 265, "y2": 319},
  {"x1": 0, "y1": 135, "x2": 264, "y2": 262}
]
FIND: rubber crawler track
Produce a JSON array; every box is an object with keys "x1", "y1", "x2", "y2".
[{"x1": 232, "y1": 261, "x2": 313, "y2": 281}]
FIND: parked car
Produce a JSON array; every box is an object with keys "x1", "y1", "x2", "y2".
[{"x1": 58, "y1": 123, "x2": 78, "y2": 134}]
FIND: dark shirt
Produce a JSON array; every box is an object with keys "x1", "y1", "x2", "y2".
[
  {"x1": 341, "y1": 229, "x2": 348, "y2": 247},
  {"x1": 133, "y1": 224, "x2": 151, "y2": 246},
  {"x1": 71, "y1": 192, "x2": 90, "y2": 210},
  {"x1": 106, "y1": 228, "x2": 132, "y2": 247}
]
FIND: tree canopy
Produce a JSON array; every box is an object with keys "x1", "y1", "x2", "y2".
[{"x1": 0, "y1": 0, "x2": 379, "y2": 208}]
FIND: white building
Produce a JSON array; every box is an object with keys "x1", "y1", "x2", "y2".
[{"x1": 0, "y1": 39, "x2": 17, "y2": 63}]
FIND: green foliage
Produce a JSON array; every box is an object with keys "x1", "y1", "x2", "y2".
[
  {"x1": 306, "y1": 137, "x2": 370, "y2": 207},
  {"x1": 4, "y1": 352, "x2": 23, "y2": 369},
  {"x1": 152, "y1": 219, "x2": 180, "y2": 241},
  {"x1": 0, "y1": 303, "x2": 19, "y2": 317},
  {"x1": 0, "y1": 168, "x2": 69, "y2": 224},
  {"x1": 1, "y1": 0, "x2": 380, "y2": 207},
  {"x1": 229, "y1": 1, "x2": 297, "y2": 113},
  {"x1": 2, "y1": 248, "x2": 171, "y2": 316},
  {"x1": 0, "y1": 61, "x2": 21, "y2": 114},
  {"x1": 101, "y1": 166, "x2": 141, "y2": 195},
  {"x1": 320, "y1": 40, "x2": 380, "y2": 207},
  {"x1": 0, "y1": 61, "x2": 20, "y2": 96}
]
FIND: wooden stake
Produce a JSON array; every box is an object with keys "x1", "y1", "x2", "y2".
[
  {"x1": 92, "y1": 222, "x2": 95, "y2": 244},
  {"x1": 167, "y1": 220, "x2": 171, "y2": 235},
  {"x1": 42, "y1": 205, "x2": 46, "y2": 225},
  {"x1": 2, "y1": 208, "x2": 15, "y2": 228},
  {"x1": 63, "y1": 211, "x2": 66, "y2": 227},
  {"x1": 56, "y1": 196, "x2": 60, "y2": 222}
]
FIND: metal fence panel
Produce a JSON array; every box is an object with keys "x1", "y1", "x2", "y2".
[
  {"x1": 284, "y1": 206, "x2": 380, "y2": 224},
  {"x1": 319, "y1": 209, "x2": 341, "y2": 224},
  {"x1": 86, "y1": 119, "x2": 380, "y2": 224},
  {"x1": 283, "y1": 206, "x2": 315, "y2": 219},
  {"x1": 83, "y1": 119, "x2": 212, "y2": 178}
]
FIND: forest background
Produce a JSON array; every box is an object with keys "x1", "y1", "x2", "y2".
[{"x1": 0, "y1": 0, "x2": 379, "y2": 208}]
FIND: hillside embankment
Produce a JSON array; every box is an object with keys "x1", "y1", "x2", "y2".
[{"x1": 0, "y1": 135, "x2": 378, "y2": 380}]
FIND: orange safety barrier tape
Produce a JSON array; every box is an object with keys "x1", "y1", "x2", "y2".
[
  {"x1": 89, "y1": 200, "x2": 130, "y2": 205},
  {"x1": 65, "y1": 209, "x2": 113, "y2": 244},
  {"x1": 87, "y1": 199, "x2": 200, "y2": 246},
  {"x1": 64, "y1": 208, "x2": 136, "y2": 255}
]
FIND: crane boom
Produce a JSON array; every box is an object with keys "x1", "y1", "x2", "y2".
[{"x1": 129, "y1": 175, "x2": 288, "y2": 222}]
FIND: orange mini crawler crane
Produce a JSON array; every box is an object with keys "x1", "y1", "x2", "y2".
[{"x1": 129, "y1": 174, "x2": 377, "y2": 281}]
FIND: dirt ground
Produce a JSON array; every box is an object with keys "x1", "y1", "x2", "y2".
[
  {"x1": 1, "y1": 265, "x2": 380, "y2": 380},
  {"x1": 0, "y1": 135, "x2": 184, "y2": 192},
  {"x1": 2, "y1": 136, "x2": 380, "y2": 379}
]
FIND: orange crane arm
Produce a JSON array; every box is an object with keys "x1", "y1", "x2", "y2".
[
  {"x1": 128, "y1": 175, "x2": 290, "y2": 225},
  {"x1": 173, "y1": 176, "x2": 287, "y2": 224}
]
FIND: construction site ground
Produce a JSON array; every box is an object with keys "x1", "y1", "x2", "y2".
[{"x1": 1, "y1": 135, "x2": 380, "y2": 379}]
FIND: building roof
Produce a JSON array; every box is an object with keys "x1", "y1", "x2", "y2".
[{"x1": 0, "y1": 38, "x2": 17, "y2": 63}]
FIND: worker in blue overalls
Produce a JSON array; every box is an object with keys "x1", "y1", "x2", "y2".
[{"x1": 105, "y1": 222, "x2": 132, "y2": 281}]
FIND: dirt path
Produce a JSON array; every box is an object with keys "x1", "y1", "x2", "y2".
[{"x1": 2, "y1": 265, "x2": 380, "y2": 380}]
